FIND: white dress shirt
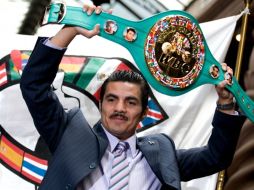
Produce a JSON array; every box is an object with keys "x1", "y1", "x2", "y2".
[{"x1": 76, "y1": 126, "x2": 162, "y2": 190}]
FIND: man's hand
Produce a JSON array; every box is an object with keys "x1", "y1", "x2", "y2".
[
  {"x1": 49, "y1": 4, "x2": 111, "y2": 48},
  {"x1": 73, "y1": 5, "x2": 102, "y2": 38},
  {"x1": 215, "y1": 63, "x2": 235, "y2": 115}
]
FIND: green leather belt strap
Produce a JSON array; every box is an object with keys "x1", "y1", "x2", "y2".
[{"x1": 42, "y1": 2, "x2": 254, "y2": 122}]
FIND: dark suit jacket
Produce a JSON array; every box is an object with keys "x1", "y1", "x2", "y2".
[{"x1": 20, "y1": 38, "x2": 246, "y2": 190}]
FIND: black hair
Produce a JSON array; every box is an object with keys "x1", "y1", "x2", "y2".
[
  {"x1": 106, "y1": 20, "x2": 114, "y2": 27},
  {"x1": 100, "y1": 70, "x2": 149, "y2": 113},
  {"x1": 213, "y1": 65, "x2": 219, "y2": 69},
  {"x1": 126, "y1": 28, "x2": 136, "y2": 34}
]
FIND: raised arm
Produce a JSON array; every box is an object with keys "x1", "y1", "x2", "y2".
[
  {"x1": 20, "y1": 5, "x2": 103, "y2": 152},
  {"x1": 49, "y1": 5, "x2": 102, "y2": 48},
  {"x1": 177, "y1": 64, "x2": 246, "y2": 180}
]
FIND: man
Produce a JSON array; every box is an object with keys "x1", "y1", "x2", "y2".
[
  {"x1": 210, "y1": 65, "x2": 219, "y2": 78},
  {"x1": 20, "y1": 5, "x2": 245, "y2": 190},
  {"x1": 124, "y1": 27, "x2": 136, "y2": 42},
  {"x1": 225, "y1": 72, "x2": 233, "y2": 85},
  {"x1": 104, "y1": 20, "x2": 117, "y2": 34}
]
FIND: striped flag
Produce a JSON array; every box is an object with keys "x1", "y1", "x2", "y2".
[
  {"x1": 0, "y1": 63, "x2": 7, "y2": 86},
  {"x1": 0, "y1": 126, "x2": 48, "y2": 186},
  {"x1": 59, "y1": 56, "x2": 86, "y2": 74},
  {"x1": 10, "y1": 50, "x2": 22, "y2": 72},
  {"x1": 0, "y1": 135, "x2": 24, "y2": 172},
  {"x1": 21, "y1": 153, "x2": 48, "y2": 184},
  {"x1": 137, "y1": 97, "x2": 164, "y2": 129},
  {"x1": 21, "y1": 52, "x2": 30, "y2": 70}
]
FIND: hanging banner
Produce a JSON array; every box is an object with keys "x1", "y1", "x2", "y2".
[{"x1": 0, "y1": 12, "x2": 243, "y2": 190}]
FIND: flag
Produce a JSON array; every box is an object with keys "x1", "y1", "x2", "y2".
[
  {"x1": 137, "y1": 97, "x2": 165, "y2": 129},
  {"x1": 0, "y1": 63, "x2": 7, "y2": 86},
  {"x1": 0, "y1": 135, "x2": 24, "y2": 172},
  {"x1": 21, "y1": 153, "x2": 48, "y2": 184},
  {"x1": 0, "y1": 11, "x2": 244, "y2": 190}
]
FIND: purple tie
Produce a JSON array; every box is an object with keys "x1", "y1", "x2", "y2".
[{"x1": 109, "y1": 142, "x2": 130, "y2": 190}]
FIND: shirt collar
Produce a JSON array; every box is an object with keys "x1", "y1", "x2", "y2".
[{"x1": 101, "y1": 125, "x2": 137, "y2": 158}]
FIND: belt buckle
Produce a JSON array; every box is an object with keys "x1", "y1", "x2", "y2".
[{"x1": 40, "y1": 1, "x2": 66, "y2": 26}]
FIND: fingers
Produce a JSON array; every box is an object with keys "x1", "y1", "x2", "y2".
[
  {"x1": 107, "y1": 8, "x2": 113, "y2": 14},
  {"x1": 220, "y1": 62, "x2": 234, "y2": 85},
  {"x1": 216, "y1": 84, "x2": 231, "y2": 99},
  {"x1": 221, "y1": 62, "x2": 233, "y2": 75},
  {"x1": 217, "y1": 80, "x2": 228, "y2": 89},
  {"x1": 214, "y1": 62, "x2": 235, "y2": 102},
  {"x1": 77, "y1": 4, "x2": 113, "y2": 38},
  {"x1": 79, "y1": 4, "x2": 103, "y2": 38},
  {"x1": 86, "y1": 24, "x2": 100, "y2": 38},
  {"x1": 83, "y1": 4, "x2": 95, "y2": 15},
  {"x1": 83, "y1": 4, "x2": 102, "y2": 15},
  {"x1": 76, "y1": 24, "x2": 100, "y2": 38},
  {"x1": 95, "y1": 6, "x2": 102, "y2": 14},
  {"x1": 216, "y1": 80, "x2": 227, "y2": 96},
  {"x1": 215, "y1": 83, "x2": 233, "y2": 103},
  {"x1": 221, "y1": 63, "x2": 227, "y2": 71}
]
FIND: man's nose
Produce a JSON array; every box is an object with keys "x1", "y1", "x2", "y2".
[{"x1": 115, "y1": 100, "x2": 126, "y2": 112}]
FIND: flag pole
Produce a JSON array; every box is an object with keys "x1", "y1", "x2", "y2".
[
  {"x1": 216, "y1": 0, "x2": 252, "y2": 189},
  {"x1": 235, "y1": 0, "x2": 252, "y2": 80}
]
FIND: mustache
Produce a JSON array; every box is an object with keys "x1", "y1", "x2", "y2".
[{"x1": 110, "y1": 112, "x2": 128, "y2": 120}]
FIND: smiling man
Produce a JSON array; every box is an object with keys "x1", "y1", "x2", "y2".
[
  {"x1": 20, "y1": 4, "x2": 246, "y2": 190},
  {"x1": 124, "y1": 27, "x2": 136, "y2": 42},
  {"x1": 99, "y1": 71, "x2": 148, "y2": 140}
]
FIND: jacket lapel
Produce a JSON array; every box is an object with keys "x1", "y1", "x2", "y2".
[
  {"x1": 138, "y1": 136, "x2": 180, "y2": 190},
  {"x1": 93, "y1": 122, "x2": 109, "y2": 160},
  {"x1": 138, "y1": 138, "x2": 162, "y2": 180}
]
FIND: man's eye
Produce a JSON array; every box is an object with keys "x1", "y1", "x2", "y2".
[
  {"x1": 107, "y1": 98, "x2": 115, "y2": 102},
  {"x1": 128, "y1": 101, "x2": 136, "y2": 105}
]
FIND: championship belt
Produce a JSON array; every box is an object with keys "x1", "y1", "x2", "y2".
[{"x1": 41, "y1": 2, "x2": 254, "y2": 122}]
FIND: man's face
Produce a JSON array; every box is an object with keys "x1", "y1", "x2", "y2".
[
  {"x1": 108, "y1": 23, "x2": 114, "y2": 33},
  {"x1": 212, "y1": 67, "x2": 219, "y2": 77},
  {"x1": 125, "y1": 30, "x2": 135, "y2": 41},
  {"x1": 100, "y1": 81, "x2": 143, "y2": 140}
]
